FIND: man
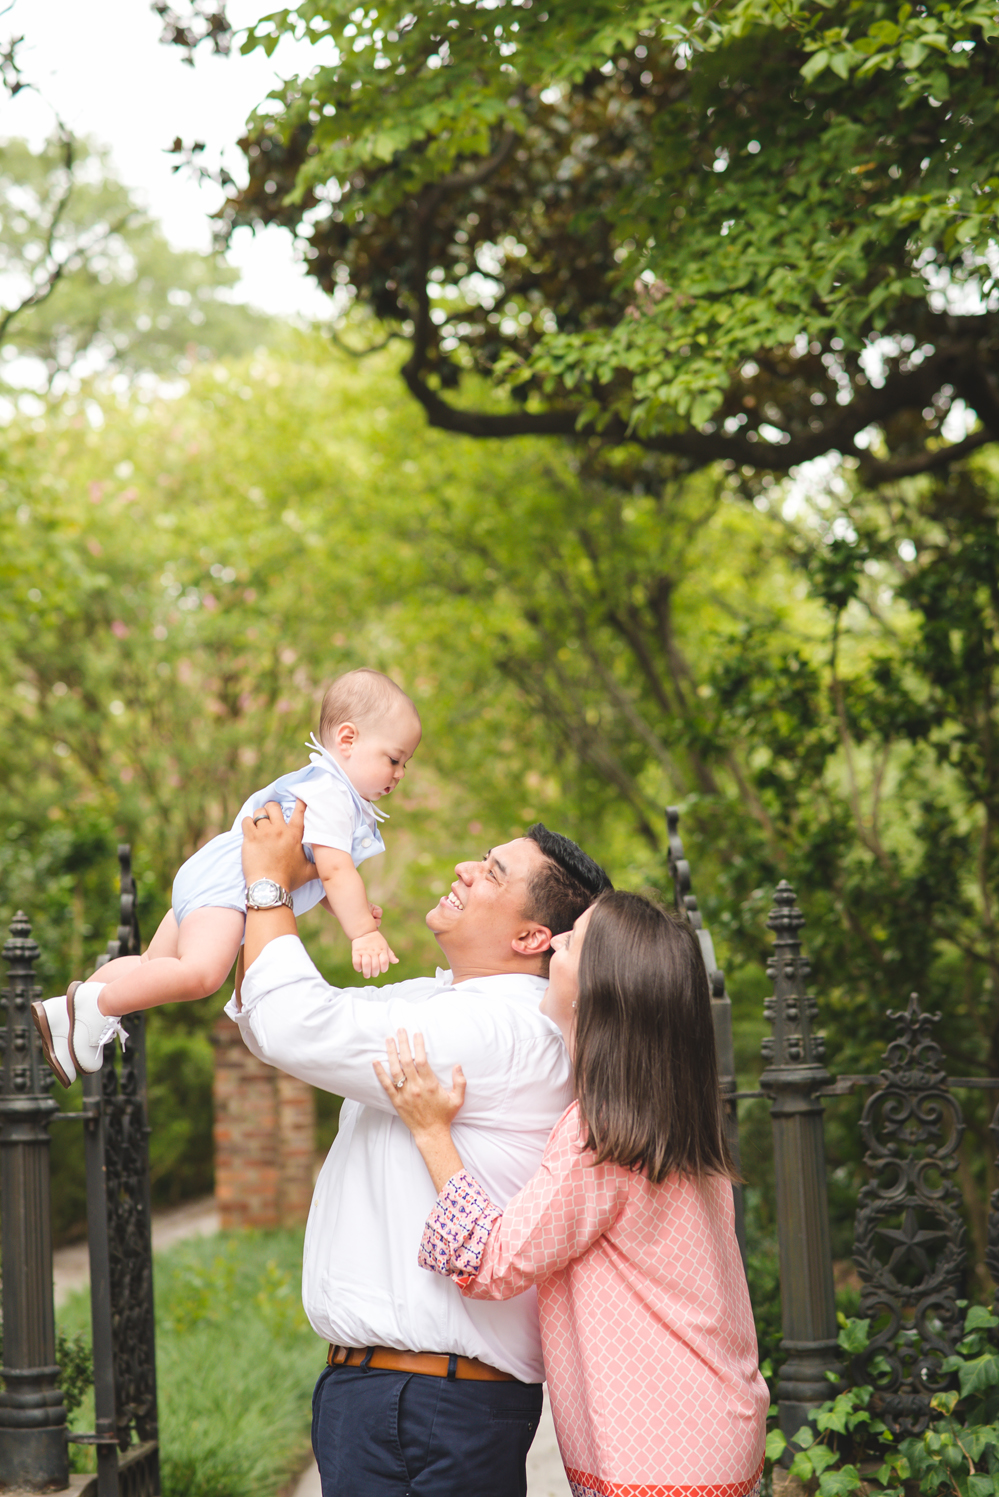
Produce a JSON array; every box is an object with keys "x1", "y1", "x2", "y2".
[{"x1": 229, "y1": 801, "x2": 612, "y2": 1497}]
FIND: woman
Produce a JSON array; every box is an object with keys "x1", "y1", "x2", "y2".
[{"x1": 374, "y1": 890, "x2": 768, "y2": 1497}]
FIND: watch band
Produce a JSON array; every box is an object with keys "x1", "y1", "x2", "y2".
[{"x1": 245, "y1": 879, "x2": 294, "y2": 911}]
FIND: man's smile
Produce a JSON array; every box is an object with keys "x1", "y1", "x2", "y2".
[{"x1": 440, "y1": 887, "x2": 465, "y2": 912}]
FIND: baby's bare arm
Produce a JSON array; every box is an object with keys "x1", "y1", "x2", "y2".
[
  {"x1": 312, "y1": 846, "x2": 378, "y2": 940},
  {"x1": 312, "y1": 846, "x2": 399, "y2": 977}
]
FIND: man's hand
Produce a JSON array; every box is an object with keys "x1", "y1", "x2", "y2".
[
  {"x1": 351, "y1": 930, "x2": 399, "y2": 979},
  {"x1": 241, "y1": 799, "x2": 312, "y2": 888}
]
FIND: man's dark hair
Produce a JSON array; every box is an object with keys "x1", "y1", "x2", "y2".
[{"x1": 523, "y1": 824, "x2": 613, "y2": 958}]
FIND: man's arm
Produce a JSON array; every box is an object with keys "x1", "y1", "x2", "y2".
[{"x1": 240, "y1": 799, "x2": 306, "y2": 972}]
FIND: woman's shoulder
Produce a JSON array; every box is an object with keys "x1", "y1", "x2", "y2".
[{"x1": 543, "y1": 1103, "x2": 625, "y2": 1176}]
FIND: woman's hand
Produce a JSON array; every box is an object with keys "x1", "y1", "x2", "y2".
[
  {"x1": 374, "y1": 1030, "x2": 466, "y2": 1137},
  {"x1": 374, "y1": 1031, "x2": 468, "y2": 1192}
]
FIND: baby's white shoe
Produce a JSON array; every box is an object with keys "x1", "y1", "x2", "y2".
[
  {"x1": 32, "y1": 991, "x2": 77, "y2": 1088},
  {"x1": 67, "y1": 982, "x2": 128, "y2": 1075}
]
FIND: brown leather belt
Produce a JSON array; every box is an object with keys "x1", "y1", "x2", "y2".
[{"x1": 327, "y1": 1344, "x2": 516, "y2": 1382}]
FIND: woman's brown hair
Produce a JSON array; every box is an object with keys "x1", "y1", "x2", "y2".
[{"x1": 573, "y1": 890, "x2": 737, "y2": 1185}]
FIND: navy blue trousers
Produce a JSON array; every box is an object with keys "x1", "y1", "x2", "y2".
[{"x1": 311, "y1": 1363, "x2": 543, "y2": 1497}]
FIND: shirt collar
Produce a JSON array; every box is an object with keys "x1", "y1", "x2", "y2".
[{"x1": 434, "y1": 967, "x2": 548, "y2": 1000}]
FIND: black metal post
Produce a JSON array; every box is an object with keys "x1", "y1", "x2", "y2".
[
  {"x1": 666, "y1": 809, "x2": 745, "y2": 1257},
  {"x1": 76, "y1": 846, "x2": 160, "y2": 1497},
  {"x1": 760, "y1": 882, "x2": 842, "y2": 1449},
  {"x1": 0, "y1": 913, "x2": 69, "y2": 1492}
]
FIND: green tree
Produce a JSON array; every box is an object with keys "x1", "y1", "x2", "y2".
[
  {"x1": 7, "y1": 330, "x2": 999, "y2": 1259},
  {"x1": 167, "y1": 0, "x2": 998, "y2": 480},
  {"x1": 0, "y1": 133, "x2": 273, "y2": 391}
]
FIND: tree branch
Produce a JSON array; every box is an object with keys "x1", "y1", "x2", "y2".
[
  {"x1": 401, "y1": 340, "x2": 999, "y2": 477},
  {"x1": 860, "y1": 429, "x2": 992, "y2": 483}
]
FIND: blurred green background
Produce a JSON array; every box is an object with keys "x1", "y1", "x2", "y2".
[{"x1": 1, "y1": 136, "x2": 997, "y2": 1313}]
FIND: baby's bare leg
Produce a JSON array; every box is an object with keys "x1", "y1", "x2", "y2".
[
  {"x1": 95, "y1": 908, "x2": 245, "y2": 1017},
  {"x1": 82, "y1": 911, "x2": 181, "y2": 985}
]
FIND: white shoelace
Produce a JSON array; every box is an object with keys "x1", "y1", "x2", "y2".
[{"x1": 96, "y1": 1016, "x2": 129, "y2": 1053}]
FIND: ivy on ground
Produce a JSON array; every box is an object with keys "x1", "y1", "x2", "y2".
[{"x1": 766, "y1": 1308, "x2": 999, "y2": 1497}]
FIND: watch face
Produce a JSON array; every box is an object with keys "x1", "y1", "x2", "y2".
[{"x1": 249, "y1": 879, "x2": 281, "y2": 907}]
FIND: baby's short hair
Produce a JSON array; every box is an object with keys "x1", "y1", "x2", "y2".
[{"x1": 319, "y1": 668, "x2": 419, "y2": 747}]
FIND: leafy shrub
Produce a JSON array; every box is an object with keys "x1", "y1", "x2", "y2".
[
  {"x1": 56, "y1": 1329, "x2": 94, "y2": 1421},
  {"x1": 59, "y1": 1229, "x2": 321, "y2": 1497},
  {"x1": 0, "y1": 1325, "x2": 93, "y2": 1423},
  {"x1": 765, "y1": 1309, "x2": 999, "y2": 1497}
]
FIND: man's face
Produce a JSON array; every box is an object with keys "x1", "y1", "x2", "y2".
[{"x1": 426, "y1": 838, "x2": 549, "y2": 967}]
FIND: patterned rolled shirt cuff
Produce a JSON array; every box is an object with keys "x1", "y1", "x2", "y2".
[{"x1": 418, "y1": 1170, "x2": 502, "y2": 1283}]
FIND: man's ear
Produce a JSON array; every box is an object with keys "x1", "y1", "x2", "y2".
[{"x1": 511, "y1": 924, "x2": 552, "y2": 957}]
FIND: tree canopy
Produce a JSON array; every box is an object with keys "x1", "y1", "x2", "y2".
[
  {"x1": 5, "y1": 332, "x2": 999, "y2": 1251},
  {"x1": 0, "y1": 133, "x2": 273, "y2": 392},
  {"x1": 167, "y1": 0, "x2": 999, "y2": 480}
]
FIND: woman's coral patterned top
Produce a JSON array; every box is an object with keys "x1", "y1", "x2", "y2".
[{"x1": 419, "y1": 1102, "x2": 769, "y2": 1497}]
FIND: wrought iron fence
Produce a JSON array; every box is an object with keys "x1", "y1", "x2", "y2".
[
  {"x1": 0, "y1": 847, "x2": 159, "y2": 1496},
  {"x1": 667, "y1": 807, "x2": 999, "y2": 1453},
  {"x1": 1, "y1": 815, "x2": 997, "y2": 1489}
]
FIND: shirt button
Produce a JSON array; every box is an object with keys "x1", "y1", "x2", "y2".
[{"x1": 361, "y1": 837, "x2": 372, "y2": 847}]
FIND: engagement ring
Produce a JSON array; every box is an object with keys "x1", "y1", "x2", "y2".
[{"x1": 395, "y1": 1079, "x2": 405, "y2": 1090}]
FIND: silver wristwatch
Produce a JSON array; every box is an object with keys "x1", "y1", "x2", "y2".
[{"x1": 245, "y1": 878, "x2": 293, "y2": 911}]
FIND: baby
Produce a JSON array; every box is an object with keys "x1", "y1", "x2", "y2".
[{"x1": 33, "y1": 667, "x2": 422, "y2": 1087}]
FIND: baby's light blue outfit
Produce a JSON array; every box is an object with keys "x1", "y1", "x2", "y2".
[{"x1": 171, "y1": 736, "x2": 387, "y2": 928}]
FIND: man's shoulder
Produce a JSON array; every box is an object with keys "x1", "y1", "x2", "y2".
[{"x1": 393, "y1": 975, "x2": 560, "y2": 1056}]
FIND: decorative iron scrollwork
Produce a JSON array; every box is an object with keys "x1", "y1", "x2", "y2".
[
  {"x1": 987, "y1": 1099, "x2": 999, "y2": 1317},
  {"x1": 852, "y1": 994, "x2": 966, "y2": 1437},
  {"x1": 761, "y1": 882, "x2": 826, "y2": 1069},
  {"x1": 96, "y1": 1028, "x2": 158, "y2": 1449},
  {"x1": 82, "y1": 845, "x2": 160, "y2": 1494}
]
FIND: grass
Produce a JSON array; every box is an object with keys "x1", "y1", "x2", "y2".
[{"x1": 59, "y1": 1229, "x2": 325, "y2": 1497}]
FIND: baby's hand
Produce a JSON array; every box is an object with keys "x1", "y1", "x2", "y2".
[
  {"x1": 351, "y1": 930, "x2": 398, "y2": 979},
  {"x1": 368, "y1": 903, "x2": 383, "y2": 927}
]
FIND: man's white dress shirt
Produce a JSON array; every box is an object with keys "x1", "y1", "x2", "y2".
[{"x1": 224, "y1": 934, "x2": 573, "y2": 1383}]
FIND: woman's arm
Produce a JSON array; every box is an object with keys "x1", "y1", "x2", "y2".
[{"x1": 376, "y1": 1031, "x2": 629, "y2": 1299}]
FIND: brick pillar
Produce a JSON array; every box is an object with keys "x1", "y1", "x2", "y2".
[
  {"x1": 277, "y1": 1071, "x2": 316, "y2": 1227},
  {"x1": 213, "y1": 1016, "x2": 316, "y2": 1230}
]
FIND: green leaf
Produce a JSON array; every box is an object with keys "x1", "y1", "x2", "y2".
[
  {"x1": 818, "y1": 1465, "x2": 865, "y2": 1496},
  {"x1": 800, "y1": 47, "x2": 831, "y2": 78},
  {"x1": 790, "y1": 1451, "x2": 818, "y2": 1481},
  {"x1": 766, "y1": 1429, "x2": 788, "y2": 1462},
  {"x1": 956, "y1": 1354, "x2": 999, "y2": 1400},
  {"x1": 838, "y1": 1319, "x2": 871, "y2": 1355},
  {"x1": 900, "y1": 39, "x2": 929, "y2": 65},
  {"x1": 965, "y1": 1307, "x2": 999, "y2": 1334}
]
